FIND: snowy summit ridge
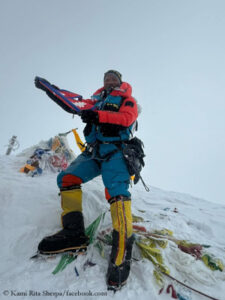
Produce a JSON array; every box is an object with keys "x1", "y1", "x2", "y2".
[{"x1": 0, "y1": 140, "x2": 225, "y2": 300}]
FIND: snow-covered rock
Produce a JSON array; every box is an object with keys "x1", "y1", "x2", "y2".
[{"x1": 0, "y1": 150, "x2": 224, "y2": 300}]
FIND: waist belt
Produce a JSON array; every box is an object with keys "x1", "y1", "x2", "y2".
[{"x1": 86, "y1": 140, "x2": 124, "y2": 161}]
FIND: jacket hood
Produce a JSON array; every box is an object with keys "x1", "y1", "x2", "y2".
[{"x1": 93, "y1": 82, "x2": 132, "y2": 98}]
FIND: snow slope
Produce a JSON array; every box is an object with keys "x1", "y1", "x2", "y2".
[{"x1": 0, "y1": 149, "x2": 225, "y2": 300}]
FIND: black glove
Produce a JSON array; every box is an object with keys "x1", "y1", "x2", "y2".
[
  {"x1": 34, "y1": 76, "x2": 50, "y2": 92},
  {"x1": 80, "y1": 110, "x2": 99, "y2": 124}
]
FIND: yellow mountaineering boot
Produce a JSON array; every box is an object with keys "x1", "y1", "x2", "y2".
[
  {"x1": 107, "y1": 196, "x2": 135, "y2": 290},
  {"x1": 38, "y1": 186, "x2": 88, "y2": 254}
]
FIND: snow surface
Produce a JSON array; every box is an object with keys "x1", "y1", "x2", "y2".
[{"x1": 0, "y1": 145, "x2": 225, "y2": 300}]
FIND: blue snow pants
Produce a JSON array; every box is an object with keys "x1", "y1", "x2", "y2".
[{"x1": 57, "y1": 147, "x2": 131, "y2": 199}]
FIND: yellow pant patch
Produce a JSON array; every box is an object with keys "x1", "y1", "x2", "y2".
[{"x1": 110, "y1": 199, "x2": 133, "y2": 266}]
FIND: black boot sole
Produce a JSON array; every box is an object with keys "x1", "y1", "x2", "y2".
[
  {"x1": 38, "y1": 244, "x2": 87, "y2": 255},
  {"x1": 107, "y1": 280, "x2": 127, "y2": 292},
  {"x1": 31, "y1": 245, "x2": 87, "y2": 259}
]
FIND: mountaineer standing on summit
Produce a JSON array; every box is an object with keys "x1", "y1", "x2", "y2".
[{"x1": 35, "y1": 70, "x2": 139, "y2": 290}]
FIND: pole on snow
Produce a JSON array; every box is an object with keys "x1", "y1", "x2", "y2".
[{"x1": 5, "y1": 135, "x2": 19, "y2": 155}]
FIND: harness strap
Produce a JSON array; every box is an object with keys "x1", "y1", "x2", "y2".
[{"x1": 86, "y1": 140, "x2": 123, "y2": 162}]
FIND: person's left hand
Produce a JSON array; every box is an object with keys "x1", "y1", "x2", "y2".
[{"x1": 80, "y1": 110, "x2": 99, "y2": 124}]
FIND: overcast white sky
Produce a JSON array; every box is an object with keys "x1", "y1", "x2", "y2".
[{"x1": 0, "y1": 0, "x2": 225, "y2": 205}]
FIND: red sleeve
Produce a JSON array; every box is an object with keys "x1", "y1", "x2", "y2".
[{"x1": 98, "y1": 97, "x2": 138, "y2": 127}]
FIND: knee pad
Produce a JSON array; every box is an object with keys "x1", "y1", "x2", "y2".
[{"x1": 57, "y1": 173, "x2": 83, "y2": 189}]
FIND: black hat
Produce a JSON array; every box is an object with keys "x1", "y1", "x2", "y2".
[{"x1": 104, "y1": 70, "x2": 122, "y2": 83}]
